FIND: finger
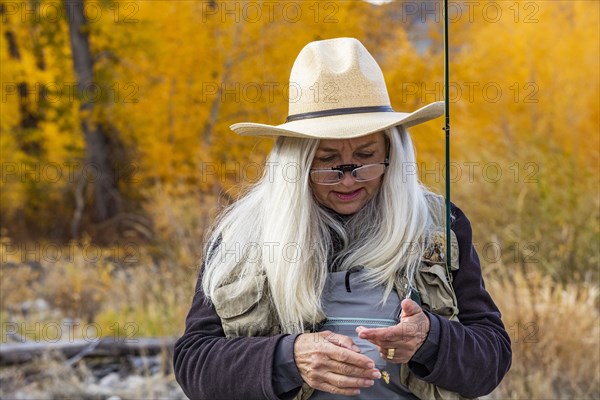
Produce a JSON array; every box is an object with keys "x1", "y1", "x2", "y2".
[
  {"x1": 356, "y1": 325, "x2": 400, "y2": 342},
  {"x1": 364, "y1": 332, "x2": 422, "y2": 348},
  {"x1": 305, "y1": 364, "x2": 375, "y2": 396},
  {"x1": 379, "y1": 349, "x2": 399, "y2": 363},
  {"x1": 358, "y1": 321, "x2": 427, "y2": 345},
  {"x1": 327, "y1": 343, "x2": 375, "y2": 369},
  {"x1": 379, "y1": 347, "x2": 412, "y2": 364},
  {"x1": 400, "y1": 298, "x2": 422, "y2": 318},
  {"x1": 379, "y1": 347, "x2": 391, "y2": 361},
  {"x1": 356, "y1": 325, "x2": 385, "y2": 337},
  {"x1": 321, "y1": 371, "x2": 375, "y2": 390},
  {"x1": 376, "y1": 344, "x2": 402, "y2": 362},
  {"x1": 323, "y1": 331, "x2": 361, "y2": 353},
  {"x1": 328, "y1": 359, "x2": 382, "y2": 380}
]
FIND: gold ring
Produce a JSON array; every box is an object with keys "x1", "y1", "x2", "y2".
[{"x1": 386, "y1": 348, "x2": 395, "y2": 360}]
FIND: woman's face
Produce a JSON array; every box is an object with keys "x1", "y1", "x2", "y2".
[{"x1": 310, "y1": 132, "x2": 388, "y2": 215}]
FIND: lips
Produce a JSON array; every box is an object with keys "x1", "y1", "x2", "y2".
[{"x1": 334, "y1": 188, "x2": 362, "y2": 201}]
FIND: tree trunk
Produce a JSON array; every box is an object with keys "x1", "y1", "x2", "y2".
[
  {"x1": 66, "y1": 0, "x2": 121, "y2": 227},
  {"x1": 202, "y1": 21, "x2": 244, "y2": 200},
  {"x1": 2, "y1": 3, "x2": 41, "y2": 144},
  {"x1": 202, "y1": 21, "x2": 243, "y2": 146},
  {"x1": 0, "y1": 337, "x2": 176, "y2": 366}
]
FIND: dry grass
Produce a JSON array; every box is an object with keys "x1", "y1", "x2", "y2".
[
  {"x1": 2, "y1": 242, "x2": 598, "y2": 398},
  {"x1": 0, "y1": 240, "x2": 198, "y2": 342},
  {"x1": 0, "y1": 350, "x2": 186, "y2": 399},
  {"x1": 486, "y1": 267, "x2": 600, "y2": 399},
  {"x1": 1, "y1": 185, "x2": 598, "y2": 398}
]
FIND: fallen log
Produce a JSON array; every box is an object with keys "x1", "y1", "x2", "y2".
[{"x1": 0, "y1": 337, "x2": 176, "y2": 366}]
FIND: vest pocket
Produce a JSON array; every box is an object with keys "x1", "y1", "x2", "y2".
[
  {"x1": 417, "y1": 263, "x2": 459, "y2": 319},
  {"x1": 212, "y1": 274, "x2": 277, "y2": 337},
  {"x1": 417, "y1": 228, "x2": 460, "y2": 320}
]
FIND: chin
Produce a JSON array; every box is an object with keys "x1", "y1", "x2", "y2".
[{"x1": 331, "y1": 202, "x2": 363, "y2": 215}]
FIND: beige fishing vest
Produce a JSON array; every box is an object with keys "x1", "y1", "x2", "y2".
[{"x1": 212, "y1": 193, "x2": 475, "y2": 400}]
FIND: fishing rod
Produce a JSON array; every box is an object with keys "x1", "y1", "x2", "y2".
[{"x1": 444, "y1": 0, "x2": 452, "y2": 278}]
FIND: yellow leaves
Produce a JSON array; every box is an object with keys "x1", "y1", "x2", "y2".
[
  {"x1": 441, "y1": 0, "x2": 598, "y2": 169},
  {"x1": 2, "y1": 1, "x2": 597, "y2": 287}
]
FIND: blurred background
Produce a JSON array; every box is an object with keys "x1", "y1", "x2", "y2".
[{"x1": 1, "y1": 0, "x2": 598, "y2": 398}]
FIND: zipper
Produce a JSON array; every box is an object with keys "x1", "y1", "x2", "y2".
[{"x1": 322, "y1": 317, "x2": 398, "y2": 327}]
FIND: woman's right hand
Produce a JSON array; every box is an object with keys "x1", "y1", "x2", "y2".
[{"x1": 293, "y1": 330, "x2": 382, "y2": 396}]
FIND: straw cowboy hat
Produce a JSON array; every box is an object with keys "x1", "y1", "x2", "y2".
[{"x1": 230, "y1": 37, "x2": 444, "y2": 139}]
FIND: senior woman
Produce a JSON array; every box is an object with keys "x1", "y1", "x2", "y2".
[{"x1": 174, "y1": 38, "x2": 512, "y2": 400}]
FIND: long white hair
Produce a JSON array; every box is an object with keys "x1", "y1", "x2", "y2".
[{"x1": 202, "y1": 126, "x2": 434, "y2": 333}]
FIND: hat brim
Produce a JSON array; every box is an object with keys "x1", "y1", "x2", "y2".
[{"x1": 230, "y1": 102, "x2": 444, "y2": 139}]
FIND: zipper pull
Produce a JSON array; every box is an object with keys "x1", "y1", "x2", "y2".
[{"x1": 405, "y1": 287, "x2": 422, "y2": 307}]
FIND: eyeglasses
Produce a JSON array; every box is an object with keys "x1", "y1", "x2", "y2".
[{"x1": 310, "y1": 159, "x2": 389, "y2": 185}]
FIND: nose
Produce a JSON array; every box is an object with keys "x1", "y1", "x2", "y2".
[{"x1": 339, "y1": 170, "x2": 356, "y2": 186}]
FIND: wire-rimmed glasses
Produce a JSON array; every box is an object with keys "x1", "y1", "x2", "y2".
[{"x1": 310, "y1": 159, "x2": 389, "y2": 185}]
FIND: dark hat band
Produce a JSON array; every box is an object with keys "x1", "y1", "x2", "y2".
[{"x1": 285, "y1": 105, "x2": 394, "y2": 123}]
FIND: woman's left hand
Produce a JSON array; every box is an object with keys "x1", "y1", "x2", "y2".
[{"x1": 355, "y1": 298, "x2": 430, "y2": 364}]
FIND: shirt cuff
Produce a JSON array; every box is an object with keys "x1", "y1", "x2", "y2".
[
  {"x1": 408, "y1": 310, "x2": 441, "y2": 376},
  {"x1": 272, "y1": 334, "x2": 304, "y2": 398}
]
